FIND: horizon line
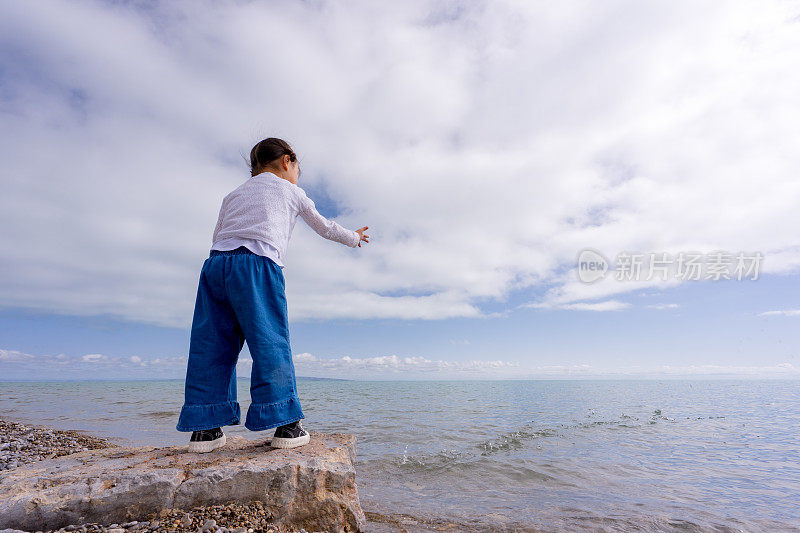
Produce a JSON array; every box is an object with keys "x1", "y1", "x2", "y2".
[{"x1": 1, "y1": 376, "x2": 799, "y2": 383}]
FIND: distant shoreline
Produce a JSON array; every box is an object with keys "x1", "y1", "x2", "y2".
[
  {"x1": 1, "y1": 376, "x2": 798, "y2": 383},
  {"x1": 0, "y1": 375, "x2": 354, "y2": 382}
]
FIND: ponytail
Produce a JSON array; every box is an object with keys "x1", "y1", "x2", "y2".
[{"x1": 249, "y1": 138, "x2": 297, "y2": 177}]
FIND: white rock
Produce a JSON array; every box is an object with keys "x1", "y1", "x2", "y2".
[{"x1": 0, "y1": 432, "x2": 365, "y2": 532}]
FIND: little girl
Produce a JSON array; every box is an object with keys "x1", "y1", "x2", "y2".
[{"x1": 176, "y1": 137, "x2": 369, "y2": 453}]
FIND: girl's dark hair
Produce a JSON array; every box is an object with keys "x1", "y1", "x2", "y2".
[{"x1": 249, "y1": 138, "x2": 297, "y2": 177}]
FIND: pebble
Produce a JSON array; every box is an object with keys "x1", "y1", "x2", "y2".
[{"x1": 0, "y1": 418, "x2": 118, "y2": 472}]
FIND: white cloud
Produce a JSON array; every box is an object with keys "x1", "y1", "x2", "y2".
[
  {"x1": 2, "y1": 348, "x2": 798, "y2": 380},
  {"x1": 0, "y1": 349, "x2": 37, "y2": 362},
  {"x1": 0, "y1": 1, "x2": 798, "y2": 326},
  {"x1": 1, "y1": 349, "x2": 187, "y2": 369},
  {"x1": 0, "y1": 347, "x2": 522, "y2": 380},
  {"x1": 526, "y1": 299, "x2": 631, "y2": 311},
  {"x1": 647, "y1": 303, "x2": 679, "y2": 310},
  {"x1": 758, "y1": 309, "x2": 800, "y2": 317},
  {"x1": 290, "y1": 352, "x2": 519, "y2": 374},
  {"x1": 616, "y1": 362, "x2": 800, "y2": 377},
  {"x1": 513, "y1": 362, "x2": 800, "y2": 378}
]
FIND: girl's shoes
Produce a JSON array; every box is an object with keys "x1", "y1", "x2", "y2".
[
  {"x1": 188, "y1": 427, "x2": 226, "y2": 453},
  {"x1": 270, "y1": 420, "x2": 310, "y2": 449}
]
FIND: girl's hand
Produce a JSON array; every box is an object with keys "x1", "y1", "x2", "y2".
[{"x1": 356, "y1": 226, "x2": 370, "y2": 247}]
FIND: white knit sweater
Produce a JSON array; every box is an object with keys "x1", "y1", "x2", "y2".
[{"x1": 210, "y1": 172, "x2": 360, "y2": 267}]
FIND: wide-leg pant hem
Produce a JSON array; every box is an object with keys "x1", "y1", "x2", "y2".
[
  {"x1": 245, "y1": 395, "x2": 305, "y2": 431},
  {"x1": 175, "y1": 401, "x2": 241, "y2": 432}
]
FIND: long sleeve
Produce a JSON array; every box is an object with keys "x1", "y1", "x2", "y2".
[{"x1": 297, "y1": 190, "x2": 360, "y2": 248}]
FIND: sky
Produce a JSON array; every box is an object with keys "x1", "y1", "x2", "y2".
[{"x1": 1, "y1": 0, "x2": 799, "y2": 381}]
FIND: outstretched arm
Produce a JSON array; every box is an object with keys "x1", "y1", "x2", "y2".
[{"x1": 298, "y1": 192, "x2": 364, "y2": 248}]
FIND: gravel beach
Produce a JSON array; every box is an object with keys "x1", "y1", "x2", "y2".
[{"x1": 0, "y1": 418, "x2": 318, "y2": 533}]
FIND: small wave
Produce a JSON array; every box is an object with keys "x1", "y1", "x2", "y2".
[
  {"x1": 580, "y1": 408, "x2": 729, "y2": 428},
  {"x1": 577, "y1": 419, "x2": 624, "y2": 428},
  {"x1": 475, "y1": 410, "x2": 730, "y2": 454},
  {"x1": 363, "y1": 508, "x2": 550, "y2": 533},
  {"x1": 382, "y1": 411, "x2": 740, "y2": 486},
  {"x1": 143, "y1": 410, "x2": 177, "y2": 419},
  {"x1": 478, "y1": 427, "x2": 560, "y2": 456},
  {"x1": 395, "y1": 444, "x2": 473, "y2": 473},
  {"x1": 363, "y1": 506, "x2": 794, "y2": 533},
  {"x1": 389, "y1": 446, "x2": 571, "y2": 487}
]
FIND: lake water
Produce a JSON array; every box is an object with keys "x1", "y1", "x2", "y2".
[{"x1": 1, "y1": 378, "x2": 798, "y2": 532}]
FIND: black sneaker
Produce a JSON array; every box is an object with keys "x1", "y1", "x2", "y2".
[
  {"x1": 270, "y1": 420, "x2": 310, "y2": 449},
  {"x1": 187, "y1": 427, "x2": 226, "y2": 453}
]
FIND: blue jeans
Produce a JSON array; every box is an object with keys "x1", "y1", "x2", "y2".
[{"x1": 176, "y1": 246, "x2": 305, "y2": 432}]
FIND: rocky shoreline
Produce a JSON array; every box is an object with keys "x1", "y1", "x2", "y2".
[
  {"x1": 0, "y1": 418, "x2": 116, "y2": 472},
  {"x1": 0, "y1": 418, "x2": 335, "y2": 533}
]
